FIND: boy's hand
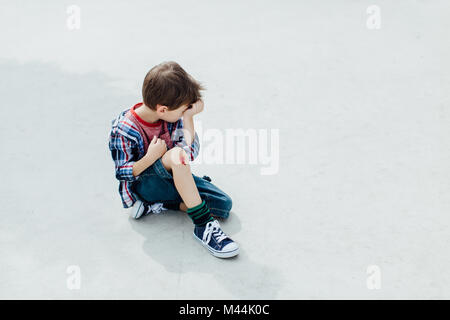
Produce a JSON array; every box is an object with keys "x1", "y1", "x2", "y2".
[
  {"x1": 183, "y1": 99, "x2": 204, "y2": 118},
  {"x1": 146, "y1": 136, "x2": 167, "y2": 159}
]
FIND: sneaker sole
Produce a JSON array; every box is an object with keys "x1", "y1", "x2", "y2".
[
  {"x1": 132, "y1": 201, "x2": 145, "y2": 219},
  {"x1": 193, "y1": 233, "x2": 240, "y2": 258}
]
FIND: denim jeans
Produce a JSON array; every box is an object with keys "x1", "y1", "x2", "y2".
[{"x1": 131, "y1": 158, "x2": 232, "y2": 219}]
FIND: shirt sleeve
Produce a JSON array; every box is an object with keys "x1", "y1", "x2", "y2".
[
  {"x1": 171, "y1": 118, "x2": 200, "y2": 161},
  {"x1": 109, "y1": 132, "x2": 138, "y2": 182}
]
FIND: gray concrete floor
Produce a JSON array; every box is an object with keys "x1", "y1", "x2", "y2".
[{"x1": 1, "y1": 0, "x2": 449, "y2": 299}]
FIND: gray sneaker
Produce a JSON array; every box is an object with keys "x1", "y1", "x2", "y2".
[{"x1": 131, "y1": 200, "x2": 167, "y2": 219}]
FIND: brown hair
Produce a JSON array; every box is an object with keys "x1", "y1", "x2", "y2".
[{"x1": 142, "y1": 61, "x2": 205, "y2": 111}]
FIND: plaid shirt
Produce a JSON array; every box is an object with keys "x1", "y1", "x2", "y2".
[{"x1": 108, "y1": 106, "x2": 200, "y2": 208}]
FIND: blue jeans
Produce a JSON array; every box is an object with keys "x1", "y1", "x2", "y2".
[{"x1": 131, "y1": 158, "x2": 232, "y2": 219}]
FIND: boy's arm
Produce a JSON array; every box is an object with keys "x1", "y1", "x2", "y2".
[
  {"x1": 132, "y1": 152, "x2": 159, "y2": 177},
  {"x1": 173, "y1": 117, "x2": 200, "y2": 162},
  {"x1": 173, "y1": 99, "x2": 203, "y2": 161},
  {"x1": 182, "y1": 115, "x2": 195, "y2": 145},
  {"x1": 132, "y1": 135, "x2": 167, "y2": 176},
  {"x1": 110, "y1": 133, "x2": 142, "y2": 181}
]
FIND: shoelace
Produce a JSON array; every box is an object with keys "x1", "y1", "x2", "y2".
[
  {"x1": 202, "y1": 220, "x2": 228, "y2": 244},
  {"x1": 145, "y1": 202, "x2": 168, "y2": 215}
]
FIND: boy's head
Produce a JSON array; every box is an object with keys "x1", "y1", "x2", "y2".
[{"x1": 142, "y1": 61, "x2": 205, "y2": 122}]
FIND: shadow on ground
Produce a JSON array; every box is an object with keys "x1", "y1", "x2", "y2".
[
  {"x1": 129, "y1": 209, "x2": 284, "y2": 299},
  {"x1": 0, "y1": 59, "x2": 284, "y2": 299}
]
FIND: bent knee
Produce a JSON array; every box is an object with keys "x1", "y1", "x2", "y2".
[
  {"x1": 162, "y1": 147, "x2": 188, "y2": 170},
  {"x1": 226, "y1": 195, "x2": 233, "y2": 211},
  {"x1": 210, "y1": 194, "x2": 232, "y2": 219},
  {"x1": 221, "y1": 193, "x2": 233, "y2": 212}
]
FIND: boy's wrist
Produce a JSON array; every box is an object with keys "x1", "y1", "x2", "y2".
[
  {"x1": 133, "y1": 152, "x2": 160, "y2": 177},
  {"x1": 182, "y1": 116, "x2": 195, "y2": 145},
  {"x1": 183, "y1": 114, "x2": 194, "y2": 120},
  {"x1": 144, "y1": 152, "x2": 159, "y2": 164}
]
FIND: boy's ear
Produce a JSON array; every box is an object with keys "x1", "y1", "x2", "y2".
[{"x1": 156, "y1": 104, "x2": 168, "y2": 113}]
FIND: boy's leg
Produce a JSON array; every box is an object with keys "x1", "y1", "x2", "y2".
[
  {"x1": 132, "y1": 152, "x2": 231, "y2": 218},
  {"x1": 161, "y1": 148, "x2": 202, "y2": 208},
  {"x1": 161, "y1": 147, "x2": 213, "y2": 226},
  {"x1": 179, "y1": 202, "x2": 188, "y2": 211},
  {"x1": 177, "y1": 176, "x2": 232, "y2": 219},
  {"x1": 132, "y1": 158, "x2": 181, "y2": 204},
  {"x1": 151, "y1": 147, "x2": 239, "y2": 258}
]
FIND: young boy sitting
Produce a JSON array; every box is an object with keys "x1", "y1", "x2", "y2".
[{"x1": 108, "y1": 61, "x2": 239, "y2": 258}]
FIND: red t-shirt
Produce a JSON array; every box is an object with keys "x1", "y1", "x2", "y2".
[{"x1": 125, "y1": 102, "x2": 174, "y2": 154}]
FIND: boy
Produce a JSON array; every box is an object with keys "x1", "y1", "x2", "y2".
[{"x1": 108, "y1": 61, "x2": 239, "y2": 258}]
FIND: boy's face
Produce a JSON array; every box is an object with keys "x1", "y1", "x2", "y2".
[{"x1": 156, "y1": 104, "x2": 192, "y2": 123}]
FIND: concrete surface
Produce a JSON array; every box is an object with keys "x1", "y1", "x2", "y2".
[{"x1": 0, "y1": 0, "x2": 449, "y2": 299}]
